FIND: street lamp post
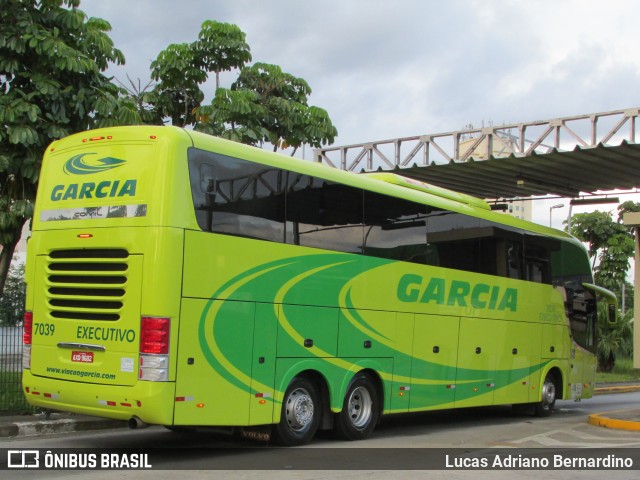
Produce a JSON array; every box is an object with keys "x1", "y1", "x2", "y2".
[{"x1": 549, "y1": 203, "x2": 564, "y2": 227}]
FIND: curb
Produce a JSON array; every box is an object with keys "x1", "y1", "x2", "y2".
[
  {"x1": 0, "y1": 417, "x2": 126, "y2": 438},
  {"x1": 588, "y1": 411, "x2": 640, "y2": 432},
  {"x1": 594, "y1": 385, "x2": 640, "y2": 395}
]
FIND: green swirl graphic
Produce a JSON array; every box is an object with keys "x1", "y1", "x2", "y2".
[
  {"x1": 63, "y1": 153, "x2": 126, "y2": 175},
  {"x1": 198, "y1": 253, "x2": 546, "y2": 411}
]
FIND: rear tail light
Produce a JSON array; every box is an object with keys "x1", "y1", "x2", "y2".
[
  {"x1": 23, "y1": 311, "x2": 33, "y2": 345},
  {"x1": 139, "y1": 317, "x2": 170, "y2": 382},
  {"x1": 23, "y1": 311, "x2": 33, "y2": 369},
  {"x1": 140, "y1": 317, "x2": 170, "y2": 354}
]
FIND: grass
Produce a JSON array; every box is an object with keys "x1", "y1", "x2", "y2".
[
  {"x1": 0, "y1": 371, "x2": 35, "y2": 415},
  {"x1": 596, "y1": 357, "x2": 640, "y2": 384}
]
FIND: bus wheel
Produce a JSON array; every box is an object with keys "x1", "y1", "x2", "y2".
[
  {"x1": 334, "y1": 373, "x2": 379, "y2": 440},
  {"x1": 273, "y1": 377, "x2": 321, "y2": 446},
  {"x1": 534, "y1": 373, "x2": 557, "y2": 417}
]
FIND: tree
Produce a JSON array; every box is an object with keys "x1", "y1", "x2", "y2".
[
  {"x1": 569, "y1": 209, "x2": 635, "y2": 291},
  {"x1": 198, "y1": 63, "x2": 338, "y2": 153},
  {"x1": 150, "y1": 20, "x2": 252, "y2": 127},
  {"x1": 0, "y1": 261, "x2": 25, "y2": 326},
  {"x1": 597, "y1": 303, "x2": 633, "y2": 372},
  {"x1": 115, "y1": 75, "x2": 163, "y2": 125},
  {"x1": 569, "y1": 202, "x2": 639, "y2": 371},
  {"x1": 0, "y1": 0, "x2": 133, "y2": 295},
  {"x1": 150, "y1": 21, "x2": 338, "y2": 152},
  {"x1": 150, "y1": 43, "x2": 206, "y2": 127},
  {"x1": 196, "y1": 20, "x2": 251, "y2": 91}
]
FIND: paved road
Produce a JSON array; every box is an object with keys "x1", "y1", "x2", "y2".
[{"x1": 2, "y1": 392, "x2": 639, "y2": 479}]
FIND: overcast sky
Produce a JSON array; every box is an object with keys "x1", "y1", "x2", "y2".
[{"x1": 78, "y1": 0, "x2": 640, "y2": 227}]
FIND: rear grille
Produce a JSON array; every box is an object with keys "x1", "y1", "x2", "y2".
[{"x1": 46, "y1": 249, "x2": 129, "y2": 321}]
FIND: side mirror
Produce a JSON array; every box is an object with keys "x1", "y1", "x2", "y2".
[{"x1": 582, "y1": 283, "x2": 617, "y2": 325}]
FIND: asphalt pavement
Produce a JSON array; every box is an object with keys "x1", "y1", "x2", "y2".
[{"x1": 1, "y1": 383, "x2": 639, "y2": 438}]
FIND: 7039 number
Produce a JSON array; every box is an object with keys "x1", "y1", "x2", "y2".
[{"x1": 34, "y1": 322, "x2": 55, "y2": 336}]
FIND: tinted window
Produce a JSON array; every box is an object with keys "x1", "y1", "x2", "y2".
[
  {"x1": 551, "y1": 240, "x2": 596, "y2": 352},
  {"x1": 187, "y1": 147, "x2": 583, "y2": 289},
  {"x1": 188, "y1": 149, "x2": 286, "y2": 242},
  {"x1": 286, "y1": 174, "x2": 364, "y2": 253},
  {"x1": 425, "y1": 210, "x2": 516, "y2": 276},
  {"x1": 362, "y1": 191, "x2": 430, "y2": 263}
]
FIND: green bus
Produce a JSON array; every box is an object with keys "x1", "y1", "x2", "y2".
[{"x1": 23, "y1": 126, "x2": 615, "y2": 445}]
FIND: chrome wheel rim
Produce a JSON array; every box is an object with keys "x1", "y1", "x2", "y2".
[
  {"x1": 347, "y1": 386, "x2": 372, "y2": 429},
  {"x1": 541, "y1": 379, "x2": 556, "y2": 406},
  {"x1": 285, "y1": 387, "x2": 314, "y2": 432}
]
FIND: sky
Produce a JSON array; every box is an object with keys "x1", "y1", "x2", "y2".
[{"x1": 76, "y1": 0, "x2": 640, "y2": 228}]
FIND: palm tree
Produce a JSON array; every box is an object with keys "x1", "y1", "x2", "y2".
[{"x1": 597, "y1": 305, "x2": 633, "y2": 372}]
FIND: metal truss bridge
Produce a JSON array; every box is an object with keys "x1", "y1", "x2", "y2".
[{"x1": 314, "y1": 108, "x2": 640, "y2": 199}]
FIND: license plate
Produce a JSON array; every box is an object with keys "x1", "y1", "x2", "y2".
[{"x1": 71, "y1": 351, "x2": 94, "y2": 363}]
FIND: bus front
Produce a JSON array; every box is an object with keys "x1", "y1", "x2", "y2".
[{"x1": 22, "y1": 126, "x2": 193, "y2": 426}]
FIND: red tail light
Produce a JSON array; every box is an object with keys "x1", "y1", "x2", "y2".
[
  {"x1": 23, "y1": 311, "x2": 33, "y2": 345},
  {"x1": 140, "y1": 317, "x2": 170, "y2": 354}
]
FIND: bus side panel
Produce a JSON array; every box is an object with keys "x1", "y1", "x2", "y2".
[
  {"x1": 174, "y1": 298, "x2": 254, "y2": 426},
  {"x1": 541, "y1": 324, "x2": 570, "y2": 360},
  {"x1": 541, "y1": 324, "x2": 570, "y2": 401},
  {"x1": 337, "y1": 309, "x2": 391, "y2": 358},
  {"x1": 249, "y1": 303, "x2": 278, "y2": 425},
  {"x1": 409, "y1": 314, "x2": 459, "y2": 411},
  {"x1": 389, "y1": 313, "x2": 413, "y2": 412},
  {"x1": 277, "y1": 305, "x2": 339, "y2": 357},
  {"x1": 455, "y1": 318, "x2": 497, "y2": 407},
  {"x1": 493, "y1": 321, "x2": 541, "y2": 405},
  {"x1": 569, "y1": 346, "x2": 596, "y2": 400}
]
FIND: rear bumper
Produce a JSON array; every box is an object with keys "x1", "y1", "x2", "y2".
[{"x1": 23, "y1": 370, "x2": 176, "y2": 425}]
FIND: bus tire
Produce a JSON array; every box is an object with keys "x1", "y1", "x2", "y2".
[
  {"x1": 534, "y1": 373, "x2": 557, "y2": 417},
  {"x1": 273, "y1": 377, "x2": 321, "y2": 446},
  {"x1": 334, "y1": 373, "x2": 379, "y2": 441}
]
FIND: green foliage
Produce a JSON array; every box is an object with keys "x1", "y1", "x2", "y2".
[
  {"x1": 150, "y1": 20, "x2": 337, "y2": 152},
  {"x1": 198, "y1": 62, "x2": 338, "y2": 152},
  {"x1": 569, "y1": 207, "x2": 636, "y2": 291},
  {"x1": 0, "y1": 262, "x2": 25, "y2": 326},
  {"x1": 595, "y1": 357, "x2": 640, "y2": 382},
  {"x1": 116, "y1": 75, "x2": 164, "y2": 125},
  {"x1": 196, "y1": 20, "x2": 252, "y2": 90},
  {"x1": 596, "y1": 303, "x2": 634, "y2": 372},
  {"x1": 149, "y1": 20, "x2": 251, "y2": 127},
  {"x1": 569, "y1": 203, "x2": 638, "y2": 371},
  {"x1": 0, "y1": 0, "x2": 131, "y2": 294}
]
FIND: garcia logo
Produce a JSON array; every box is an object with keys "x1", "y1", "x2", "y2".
[
  {"x1": 397, "y1": 273, "x2": 518, "y2": 312},
  {"x1": 64, "y1": 153, "x2": 126, "y2": 175},
  {"x1": 50, "y1": 180, "x2": 136, "y2": 201},
  {"x1": 51, "y1": 154, "x2": 137, "y2": 202}
]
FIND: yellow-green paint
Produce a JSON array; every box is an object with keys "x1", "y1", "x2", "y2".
[{"x1": 24, "y1": 126, "x2": 599, "y2": 430}]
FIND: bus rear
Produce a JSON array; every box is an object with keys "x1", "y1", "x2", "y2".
[{"x1": 22, "y1": 126, "x2": 193, "y2": 426}]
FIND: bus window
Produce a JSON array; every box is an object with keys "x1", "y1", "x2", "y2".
[
  {"x1": 506, "y1": 241, "x2": 523, "y2": 280},
  {"x1": 551, "y1": 240, "x2": 597, "y2": 353},
  {"x1": 362, "y1": 191, "x2": 429, "y2": 264},
  {"x1": 188, "y1": 149, "x2": 287, "y2": 243},
  {"x1": 425, "y1": 209, "x2": 515, "y2": 276},
  {"x1": 285, "y1": 173, "x2": 364, "y2": 253},
  {"x1": 565, "y1": 282, "x2": 597, "y2": 353}
]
